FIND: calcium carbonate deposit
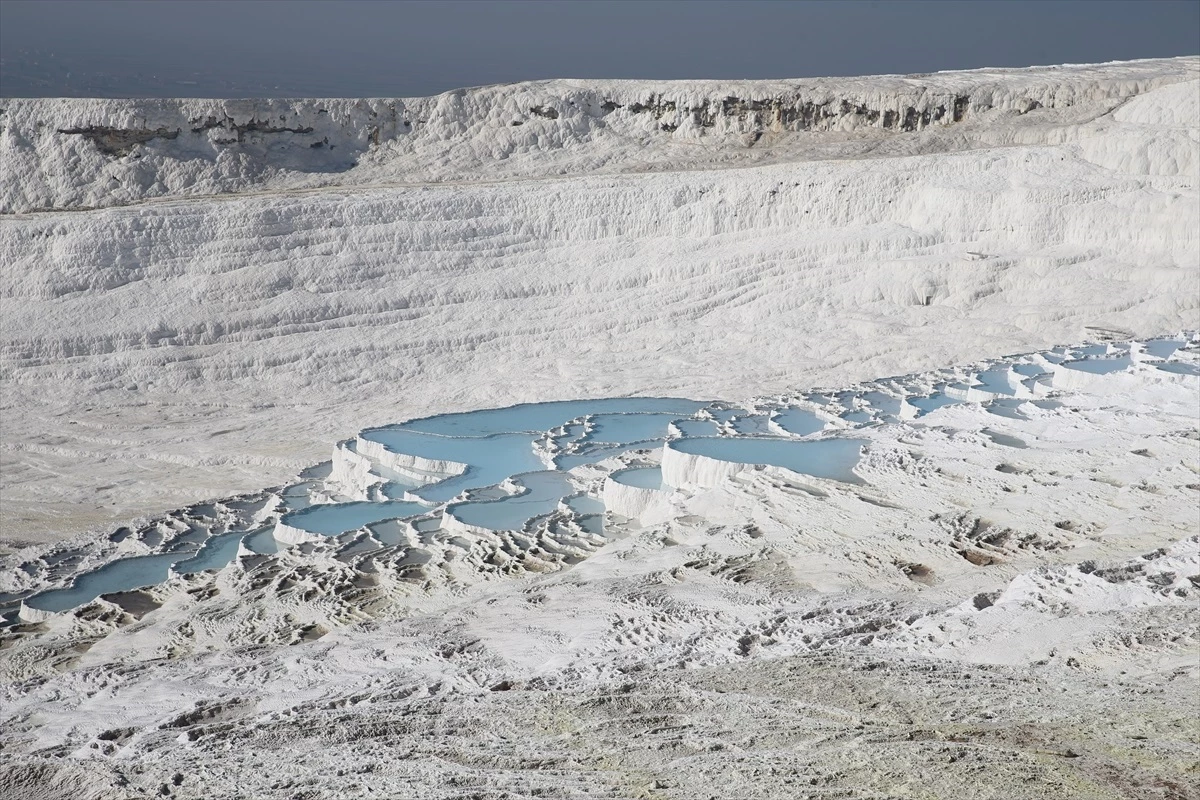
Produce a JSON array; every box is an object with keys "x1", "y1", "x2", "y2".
[{"x1": 1, "y1": 58, "x2": 1198, "y2": 800}]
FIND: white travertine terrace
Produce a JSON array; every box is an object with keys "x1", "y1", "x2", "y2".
[{"x1": 1, "y1": 58, "x2": 1198, "y2": 800}]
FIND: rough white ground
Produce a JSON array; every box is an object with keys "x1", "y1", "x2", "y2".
[
  {"x1": 1, "y1": 58, "x2": 1199, "y2": 799},
  {"x1": 3, "y1": 345, "x2": 1198, "y2": 799}
]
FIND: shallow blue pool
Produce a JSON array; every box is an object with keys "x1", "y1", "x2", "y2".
[
  {"x1": 672, "y1": 418, "x2": 721, "y2": 437},
  {"x1": 860, "y1": 391, "x2": 902, "y2": 417},
  {"x1": 566, "y1": 493, "x2": 606, "y2": 534},
  {"x1": 773, "y1": 408, "x2": 825, "y2": 436},
  {"x1": 448, "y1": 471, "x2": 574, "y2": 531},
  {"x1": 611, "y1": 466, "x2": 667, "y2": 490},
  {"x1": 243, "y1": 527, "x2": 282, "y2": 554},
  {"x1": 982, "y1": 429, "x2": 1028, "y2": 449},
  {"x1": 172, "y1": 530, "x2": 246, "y2": 573},
  {"x1": 283, "y1": 500, "x2": 428, "y2": 535},
  {"x1": 1012, "y1": 363, "x2": 1046, "y2": 377},
  {"x1": 731, "y1": 414, "x2": 772, "y2": 435},
  {"x1": 28, "y1": 526, "x2": 276, "y2": 612},
  {"x1": 1157, "y1": 361, "x2": 1200, "y2": 376},
  {"x1": 26, "y1": 552, "x2": 189, "y2": 613},
  {"x1": 396, "y1": 398, "x2": 705, "y2": 437},
  {"x1": 1061, "y1": 357, "x2": 1132, "y2": 375},
  {"x1": 553, "y1": 439, "x2": 662, "y2": 471},
  {"x1": 363, "y1": 430, "x2": 546, "y2": 502},
  {"x1": 670, "y1": 437, "x2": 866, "y2": 484},
  {"x1": 975, "y1": 369, "x2": 1017, "y2": 395},
  {"x1": 565, "y1": 494, "x2": 606, "y2": 516},
  {"x1": 587, "y1": 413, "x2": 686, "y2": 444},
  {"x1": 1142, "y1": 339, "x2": 1184, "y2": 359},
  {"x1": 909, "y1": 392, "x2": 961, "y2": 415},
  {"x1": 985, "y1": 399, "x2": 1028, "y2": 420}
]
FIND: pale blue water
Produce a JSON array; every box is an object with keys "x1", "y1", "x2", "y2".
[
  {"x1": 773, "y1": 408, "x2": 825, "y2": 436},
  {"x1": 1157, "y1": 361, "x2": 1200, "y2": 376},
  {"x1": 982, "y1": 429, "x2": 1028, "y2": 448},
  {"x1": 1061, "y1": 357, "x2": 1132, "y2": 375},
  {"x1": 172, "y1": 530, "x2": 246, "y2": 573},
  {"x1": 243, "y1": 527, "x2": 281, "y2": 554},
  {"x1": 412, "y1": 517, "x2": 442, "y2": 534},
  {"x1": 861, "y1": 391, "x2": 902, "y2": 417},
  {"x1": 565, "y1": 494, "x2": 605, "y2": 516},
  {"x1": 368, "y1": 520, "x2": 405, "y2": 547},
  {"x1": 448, "y1": 471, "x2": 574, "y2": 531},
  {"x1": 708, "y1": 408, "x2": 744, "y2": 423},
  {"x1": 363, "y1": 430, "x2": 545, "y2": 502},
  {"x1": 562, "y1": 422, "x2": 588, "y2": 439},
  {"x1": 25, "y1": 552, "x2": 188, "y2": 613},
  {"x1": 561, "y1": 491, "x2": 604, "y2": 534},
  {"x1": 395, "y1": 398, "x2": 705, "y2": 437},
  {"x1": 909, "y1": 392, "x2": 961, "y2": 414},
  {"x1": 587, "y1": 413, "x2": 686, "y2": 444},
  {"x1": 564, "y1": 494, "x2": 607, "y2": 535},
  {"x1": 280, "y1": 482, "x2": 317, "y2": 511},
  {"x1": 1143, "y1": 339, "x2": 1184, "y2": 359},
  {"x1": 611, "y1": 466, "x2": 667, "y2": 490},
  {"x1": 670, "y1": 437, "x2": 866, "y2": 484},
  {"x1": 976, "y1": 369, "x2": 1017, "y2": 395},
  {"x1": 576, "y1": 515, "x2": 605, "y2": 535},
  {"x1": 381, "y1": 481, "x2": 426, "y2": 500},
  {"x1": 672, "y1": 418, "x2": 720, "y2": 437},
  {"x1": 985, "y1": 399, "x2": 1028, "y2": 420},
  {"x1": 375, "y1": 468, "x2": 429, "y2": 492},
  {"x1": 731, "y1": 414, "x2": 772, "y2": 435},
  {"x1": 282, "y1": 500, "x2": 428, "y2": 535},
  {"x1": 553, "y1": 439, "x2": 662, "y2": 471}
]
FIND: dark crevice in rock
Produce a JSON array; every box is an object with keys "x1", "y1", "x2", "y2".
[
  {"x1": 61, "y1": 117, "x2": 320, "y2": 158},
  {"x1": 952, "y1": 94, "x2": 971, "y2": 122},
  {"x1": 188, "y1": 116, "x2": 315, "y2": 141},
  {"x1": 620, "y1": 92, "x2": 995, "y2": 134},
  {"x1": 629, "y1": 95, "x2": 677, "y2": 117},
  {"x1": 56, "y1": 125, "x2": 180, "y2": 156}
]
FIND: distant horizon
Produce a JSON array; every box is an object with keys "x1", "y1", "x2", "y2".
[
  {"x1": 2, "y1": 0, "x2": 1197, "y2": 99},
  {"x1": 3, "y1": 53, "x2": 1198, "y2": 102}
]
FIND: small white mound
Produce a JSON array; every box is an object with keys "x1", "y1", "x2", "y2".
[
  {"x1": 1112, "y1": 79, "x2": 1200, "y2": 126},
  {"x1": 1076, "y1": 79, "x2": 1200, "y2": 176}
]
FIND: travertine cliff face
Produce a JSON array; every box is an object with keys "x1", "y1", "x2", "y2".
[{"x1": 4, "y1": 57, "x2": 1195, "y2": 213}]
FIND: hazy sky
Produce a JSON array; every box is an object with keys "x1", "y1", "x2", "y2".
[{"x1": 2, "y1": 0, "x2": 1198, "y2": 97}]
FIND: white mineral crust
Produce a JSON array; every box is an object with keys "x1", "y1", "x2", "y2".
[{"x1": 1, "y1": 58, "x2": 1198, "y2": 800}]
